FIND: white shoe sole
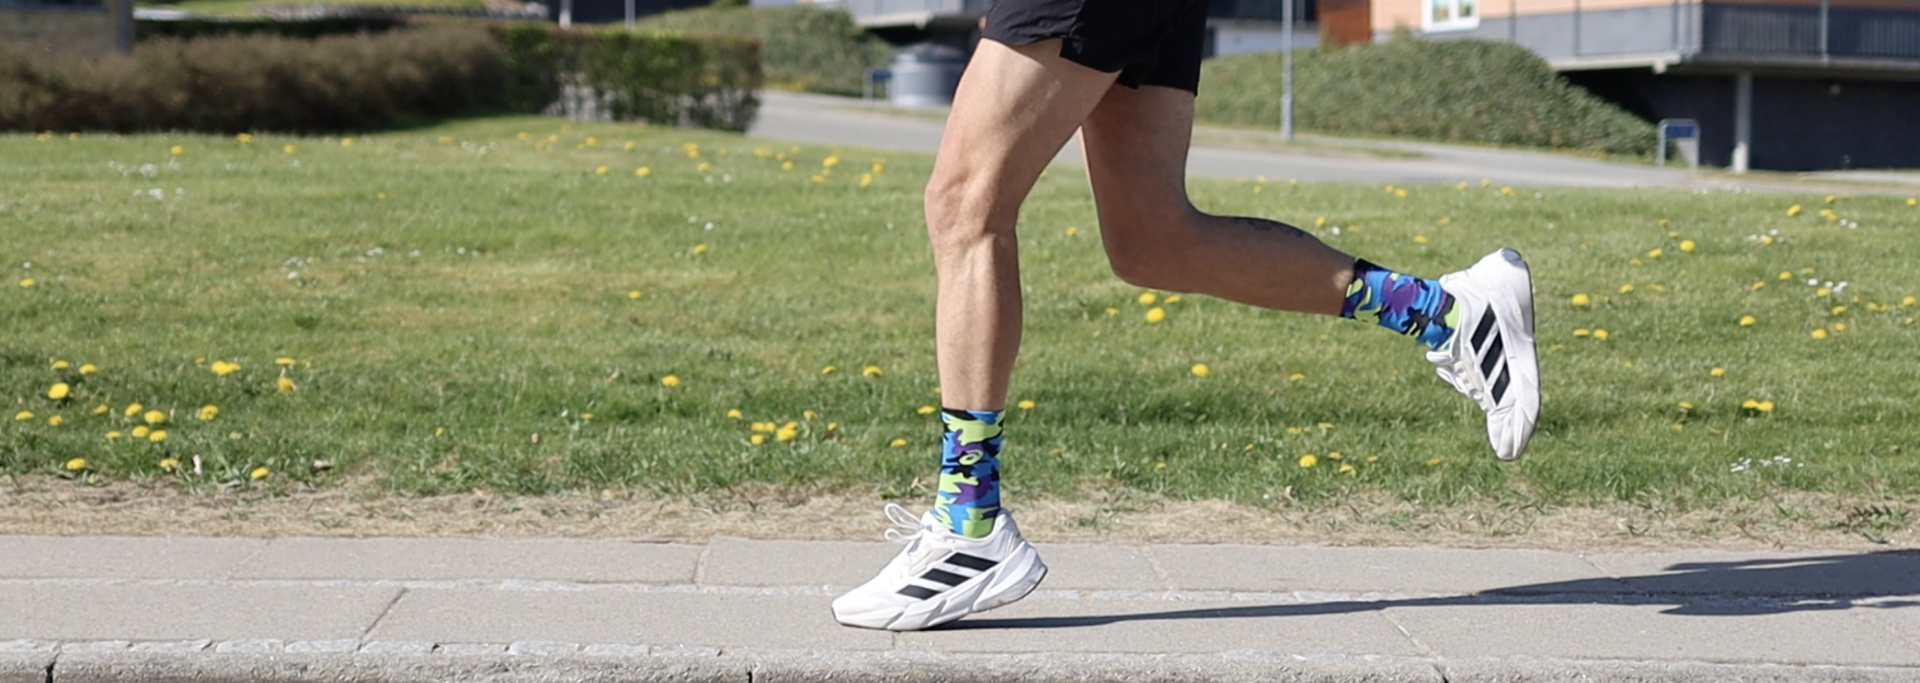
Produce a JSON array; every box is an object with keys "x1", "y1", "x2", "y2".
[{"x1": 1439, "y1": 249, "x2": 1540, "y2": 461}]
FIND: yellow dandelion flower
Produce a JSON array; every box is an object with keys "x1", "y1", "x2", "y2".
[
  {"x1": 1338, "y1": 463, "x2": 1355, "y2": 474},
  {"x1": 48, "y1": 383, "x2": 70, "y2": 400},
  {"x1": 595, "y1": 166, "x2": 609, "y2": 175},
  {"x1": 636, "y1": 167, "x2": 652, "y2": 177},
  {"x1": 131, "y1": 425, "x2": 149, "y2": 438},
  {"x1": 273, "y1": 357, "x2": 295, "y2": 367},
  {"x1": 1816, "y1": 287, "x2": 1832, "y2": 298},
  {"x1": 1313, "y1": 216, "x2": 1327, "y2": 228},
  {"x1": 781, "y1": 160, "x2": 794, "y2": 170},
  {"x1": 19, "y1": 278, "x2": 35, "y2": 288},
  {"x1": 1500, "y1": 186, "x2": 1515, "y2": 196},
  {"x1": 917, "y1": 405, "x2": 937, "y2": 415},
  {"x1": 79, "y1": 363, "x2": 97, "y2": 374},
  {"x1": 1018, "y1": 399, "x2": 1036, "y2": 410},
  {"x1": 1190, "y1": 364, "x2": 1210, "y2": 377},
  {"x1": 623, "y1": 141, "x2": 636, "y2": 151},
  {"x1": 1367, "y1": 455, "x2": 1380, "y2": 463},
  {"x1": 1573, "y1": 329, "x2": 1591, "y2": 337},
  {"x1": 859, "y1": 173, "x2": 874, "y2": 188},
  {"x1": 1907, "y1": 197, "x2": 1917, "y2": 207},
  {"x1": 697, "y1": 162, "x2": 712, "y2": 173},
  {"x1": 1570, "y1": 293, "x2": 1590, "y2": 306},
  {"x1": 1647, "y1": 249, "x2": 1662, "y2": 258},
  {"x1": 1904, "y1": 296, "x2": 1918, "y2": 307},
  {"x1": 1414, "y1": 235, "x2": 1429, "y2": 244},
  {"x1": 125, "y1": 403, "x2": 143, "y2": 417},
  {"x1": 170, "y1": 145, "x2": 184, "y2": 155},
  {"x1": 1679, "y1": 401, "x2": 1695, "y2": 410},
  {"x1": 821, "y1": 365, "x2": 836, "y2": 375},
  {"x1": 890, "y1": 438, "x2": 908, "y2": 448},
  {"x1": 211, "y1": 361, "x2": 241, "y2": 376},
  {"x1": 1811, "y1": 328, "x2": 1829, "y2": 339},
  {"x1": 627, "y1": 290, "x2": 643, "y2": 300},
  {"x1": 106, "y1": 430, "x2": 122, "y2": 440},
  {"x1": 1105, "y1": 307, "x2": 1119, "y2": 316},
  {"x1": 1138, "y1": 292, "x2": 1158, "y2": 305},
  {"x1": 1427, "y1": 457, "x2": 1444, "y2": 466},
  {"x1": 283, "y1": 144, "x2": 297, "y2": 154},
  {"x1": 1833, "y1": 322, "x2": 1847, "y2": 332},
  {"x1": 1618, "y1": 284, "x2": 1634, "y2": 294},
  {"x1": 1065, "y1": 226, "x2": 1078, "y2": 237},
  {"x1": 237, "y1": 133, "x2": 253, "y2": 144},
  {"x1": 1288, "y1": 372, "x2": 1305, "y2": 382},
  {"x1": 692, "y1": 244, "x2": 708, "y2": 255},
  {"x1": 341, "y1": 138, "x2": 354, "y2": 147},
  {"x1": 1832, "y1": 305, "x2": 1847, "y2": 315},
  {"x1": 46, "y1": 416, "x2": 62, "y2": 427},
  {"x1": 199, "y1": 405, "x2": 219, "y2": 421},
  {"x1": 1165, "y1": 295, "x2": 1181, "y2": 303},
  {"x1": 1593, "y1": 329, "x2": 1610, "y2": 340},
  {"x1": 726, "y1": 409, "x2": 743, "y2": 419},
  {"x1": 1786, "y1": 204, "x2": 1802, "y2": 216},
  {"x1": 65, "y1": 458, "x2": 86, "y2": 471},
  {"x1": 1779, "y1": 271, "x2": 1793, "y2": 281},
  {"x1": 91, "y1": 405, "x2": 108, "y2": 415},
  {"x1": 751, "y1": 434, "x2": 767, "y2": 445},
  {"x1": 1679, "y1": 240, "x2": 1696, "y2": 252},
  {"x1": 148, "y1": 429, "x2": 167, "y2": 443},
  {"x1": 775, "y1": 425, "x2": 800, "y2": 442},
  {"x1": 438, "y1": 136, "x2": 454, "y2": 145},
  {"x1": 1286, "y1": 427, "x2": 1304, "y2": 435},
  {"x1": 1757, "y1": 401, "x2": 1775, "y2": 412},
  {"x1": 143, "y1": 410, "x2": 166, "y2": 426},
  {"x1": 249, "y1": 467, "x2": 270, "y2": 480},
  {"x1": 1298, "y1": 454, "x2": 1318, "y2": 468},
  {"x1": 862, "y1": 365, "x2": 883, "y2": 377},
  {"x1": 751, "y1": 421, "x2": 774, "y2": 433},
  {"x1": 159, "y1": 458, "x2": 179, "y2": 472},
  {"x1": 1145, "y1": 307, "x2": 1167, "y2": 323},
  {"x1": 803, "y1": 410, "x2": 819, "y2": 420},
  {"x1": 1394, "y1": 188, "x2": 1407, "y2": 198},
  {"x1": 1739, "y1": 315, "x2": 1756, "y2": 326},
  {"x1": 661, "y1": 375, "x2": 682, "y2": 387}
]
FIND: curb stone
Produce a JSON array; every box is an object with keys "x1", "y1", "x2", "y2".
[{"x1": 30, "y1": 650, "x2": 1920, "y2": 683}]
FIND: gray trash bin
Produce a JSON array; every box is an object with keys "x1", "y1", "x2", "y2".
[{"x1": 888, "y1": 43, "x2": 966, "y2": 109}]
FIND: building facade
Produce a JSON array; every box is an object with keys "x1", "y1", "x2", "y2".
[{"x1": 1, "y1": 0, "x2": 134, "y2": 56}]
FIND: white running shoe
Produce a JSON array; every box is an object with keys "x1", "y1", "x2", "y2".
[
  {"x1": 1431, "y1": 248, "x2": 1540, "y2": 461},
  {"x1": 831, "y1": 504, "x2": 1047, "y2": 631}
]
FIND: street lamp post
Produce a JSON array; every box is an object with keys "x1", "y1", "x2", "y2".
[{"x1": 1281, "y1": 0, "x2": 1294, "y2": 141}]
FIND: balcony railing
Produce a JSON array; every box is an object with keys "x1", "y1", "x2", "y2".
[
  {"x1": 845, "y1": 0, "x2": 993, "y2": 27},
  {"x1": 1703, "y1": 2, "x2": 1920, "y2": 59}
]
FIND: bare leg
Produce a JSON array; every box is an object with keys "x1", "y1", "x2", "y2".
[
  {"x1": 926, "y1": 39, "x2": 1118, "y2": 410},
  {"x1": 1080, "y1": 84, "x2": 1356, "y2": 315}
]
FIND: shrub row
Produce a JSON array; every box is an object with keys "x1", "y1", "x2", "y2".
[
  {"x1": 134, "y1": 16, "x2": 407, "y2": 42},
  {"x1": 492, "y1": 23, "x2": 762, "y2": 132},
  {"x1": 634, "y1": 5, "x2": 891, "y2": 96},
  {"x1": 0, "y1": 23, "x2": 762, "y2": 134},
  {"x1": 1196, "y1": 38, "x2": 1656, "y2": 155}
]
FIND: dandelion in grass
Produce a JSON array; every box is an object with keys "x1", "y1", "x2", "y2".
[
  {"x1": 1710, "y1": 367, "x2": 1726, "y2": 377},
  {"x1": 1573, "y1": 328, "x2": 1591, "y2": 337},
  {"x1": 1570, "y1": 293, "x2": 1590, "y2": 306},
  {"x1": 237, "y1": 133, "x2": 253, "y2": 144},
  {"x1": 862, "y1": 365, "x2": 883, "y2": 377},
  {"x1": 170, "y1": 145, "x2": 184, "y2": 156},
  {"x1": 1105, "y1": 307, "x2": 1119, "y2": 316},
  {"x1": 1298, "y1": 454, "x2": 1318, "y2": 468},
  {"x1": 91, "y1": 405, "x2": 108, "y2": 416},
  {"x1": 79, "y1": 363, "x2": 97, "y2": 375},
  {"x1": 1786, "y1": 204, "x2": 1802, "y2": 216},
  {"x1": 48, "y1": 383, "x2": 70, "y2": 400},
  {"x1": 1646, "y1": 249, "x2": 1662, "y2": 258},
  {"x1": 623, "y1": 141, "x2": 636, "y2": 151},
  {"x1": 726, "y1": 408, "x2": 743, "y2": 419},
  {"x1": 144, "y1": 410, "x2": 166, "y2": 426},
  {"x1": 250, "y1": 467, "x2": 270, "y2": 481},
  {"x1": 636, "y1": 167, "x2": 651, "y2": 177},
  {"x1": 803, "y1": 410, "x2": 819, "y2": 420},
  {"x1": 660, "y1": 375, "x2": 682, "y2": 387},
  {"x1": 776, "y1": 422, "x2": 800, "y2": 442},
  {"x1": 1679, "y1": 240, "x2": 1696, "y2": 252},
  {"x1": 105, "y1": 431, "x2": 122, "y2": 440},
  {"x1": 1145, "y1": 307, "x2": 1166, "y2": 323},
  {"x1": 1618, "y1": 284, "x2": 1634, "y2": 294},
  {"x1": 751, "y1": 434, "x2": 767, "y2": 445},
  {"x1": 1138, "y1": 292, "x2": 1158, "y2": 305},
  {"x1": 917, "y1": 405, "x2": 936, "y2": 415},
  {"x1": 1593, "y1": 329, "x2": 1610, "y2": 340},
  {"x1": 341, "y1": 138, "x2": 354, "y2": 147},
  {"x1": 211, "y1": 361, "x2": 241, "y2": 376},
  {"x1": 595, "y1": 166, "x2": 609, "y2": 175},
  {"x1": 1190, "y1": 364, "x2": 1210, "y2": 377},
  {"x1": 860, "y1": 174, "x2": 874, "y2": 188},
  {"x1": 781, "y1": 161, "x2": 794, "y2": 170},
  {"x1": 1903, "y1": 296, "x2": 1916, "y2": 307},
  {"x1": 18, "y1": 278, "x2": 34, "y2": 288},
  {"x1": 1908, "y1": 198, "x2": 1917, "y2": 207},
  {"x1": 283, "y1": 145, "x2": 297, "y2": 155},
  {"x1": 692, "y1": 244, "x2": 708, "y2": 256},
  {"x1": 1833, "y1": 322, "x2": 1847, "y2": 332},
  {"x1": 124, "y1": 403, "x2": 143, "y2": 417},
  {"x1": 697, "y1": 162, "x2": 712, "y2": 173},
  {"x1": 65, "y1": 458, "x2": 86, "y2": 472},
  {"x1": 1065, "y1": 226, "x2": 1078, "y2": 237},
  {"x1": 1739, "y1": 315, "x2": 1756, "y2": 326},
  {"x1": 1288, "y1": 372, "x2": 1305, "y2": 382},
  {"x1": 1811, "y1": 328, "x2": 1829, "y2": 340},
  {"x1": 159, "y1": 458, "x2": 179, "y2": 472},
  {"x1": 199, "y1": 405, "x2": 219, "y2": 421},
  {"x1": 628, "y1": 290, "x2": 643, "y2": 300},
  {"x1": 1017, "y1": 399, "x2": 1036, "y2": 410},
  {"x1": 1414, "y1": 235, "x2": 1429, "y2": 244},
  {"x1": 890, "y1": 438, "x2": 908, "y2": 448},
  {"x1": 148, "y1": 429, "x2": 167, "y2": 443},
  {"x1": 274, "y1": 357, "x2": 296, "y2": 367},
  {"x1": 46, "y1": 416, "x2": 62, "y2": 427},
  {"x1": 1427, "y1": 457, "x2": 1444, "y2": 466},
  {"x1": 131, "y1": 425, "x2": 149, "y2": 439}
]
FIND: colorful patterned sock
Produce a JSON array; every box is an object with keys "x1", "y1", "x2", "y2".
[
  {"x1": 1341, "y1": 259, "x2": 1463, "y2": 351},
  {"x1": 934, "y1": 408, "x2": 1003, "y2": 539}
]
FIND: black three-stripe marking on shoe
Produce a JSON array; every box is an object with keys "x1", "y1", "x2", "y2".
[
  {"x1": 895, "y1": 553, "x2": 1000, "y2": 600},
  {"x1": 1471, "y1": 305, "x2": 1511, "y2": 405}
]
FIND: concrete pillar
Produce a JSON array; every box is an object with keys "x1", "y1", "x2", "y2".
[{"x1": 1732, "y1": 70, "x2": 1752, "y2": 174}]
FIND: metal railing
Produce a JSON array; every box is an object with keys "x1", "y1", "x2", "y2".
[
  {"x1": 845, "y1": 0, "x2": 992, "y2": 26},
  {"x1": 1702, "y1": 2, "x2": 1920, "y2": 59}
]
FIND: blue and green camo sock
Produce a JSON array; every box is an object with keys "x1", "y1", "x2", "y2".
[
  {"x1": 934, "y1": 408, "x2": 1002, "y2": 539},
  {"x1": 1341, "y1": 259, "x2": 1462, "y2": 351}
]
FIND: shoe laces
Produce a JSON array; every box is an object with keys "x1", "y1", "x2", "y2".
[{"x1": 880, "y1": 503, "x2": 927, "y2": 544}]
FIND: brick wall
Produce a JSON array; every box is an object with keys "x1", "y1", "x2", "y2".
[{"x1": 0, "y1": 0, "x2": 133, "y2": 56}]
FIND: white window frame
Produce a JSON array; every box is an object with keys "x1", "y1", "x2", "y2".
[{"x1": 1424, "y1": 0, "x2": 1481, "y2": 32}]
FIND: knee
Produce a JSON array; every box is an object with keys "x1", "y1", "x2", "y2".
[
  {"x1": 923, "y1": 169, "x2": 1007, "y2": 255},
  {"x1": 1102, "y1": 215, "x2": 1195, "y2": 290}
]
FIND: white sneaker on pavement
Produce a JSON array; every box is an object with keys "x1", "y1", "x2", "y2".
[
  {"x1": 1431, "y1": 248, "x2": 1540, "y2": 461},
  {"x1": 831, "y1": 504, "x2": 1047, "y2": 631}
]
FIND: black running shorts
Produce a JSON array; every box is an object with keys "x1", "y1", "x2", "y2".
[{"x1": 981, "y1": 0, "x2": 1211, "y2": 93}]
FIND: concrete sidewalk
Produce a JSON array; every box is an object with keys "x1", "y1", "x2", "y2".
[{"x1": 2, "y1": 535, "x2": 1918, "y2": 682}]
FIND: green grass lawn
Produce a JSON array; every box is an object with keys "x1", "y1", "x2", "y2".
[{"x1": 3, "y1": 118, "x2": 1918, "y2": 517}]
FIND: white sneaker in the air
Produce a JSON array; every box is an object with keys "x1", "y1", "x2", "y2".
[
  {"x1": 831, "y1": 504, "x2": 1047, "y2": 631},
  {"x1": 1430, "y1": 248, "x2": 1540, "y2": 461}
]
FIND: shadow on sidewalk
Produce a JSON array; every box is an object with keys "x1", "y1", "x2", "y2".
[{"x1": 946, "y1": 550, "x2": 1920, "y2": 630}]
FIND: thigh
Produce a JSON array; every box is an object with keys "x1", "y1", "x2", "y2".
[
  {"x1": 931, "y1": 38, "x2": 1118, "y2": 218},
  {"x1": 1079, "y1": 83, "x2": 1199, "y2": 232}
]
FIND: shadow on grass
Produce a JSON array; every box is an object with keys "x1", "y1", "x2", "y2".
[{"x1": 944, "y1": 550, "x2": 1920, "y2": 630}]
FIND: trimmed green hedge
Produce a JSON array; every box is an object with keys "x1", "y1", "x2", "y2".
[
  {"x1": 1197, "y1": 39, "x2": 1656, "y2": 155},
  {"x1": 0, "y1": 26, "x2": 505, "y2": 133},
  {"x1": 1, "y1": 23, "x2": 762, "y2": 133},
  {"x1": 634, "y1": 6, "x2": 890, "y2": 96},
  {"x1": 493, "y1": 23, "x2": 762, "y2": 132},
  {"x1": 134, "y1": 16, "x2": 407, "y2": 41}
]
